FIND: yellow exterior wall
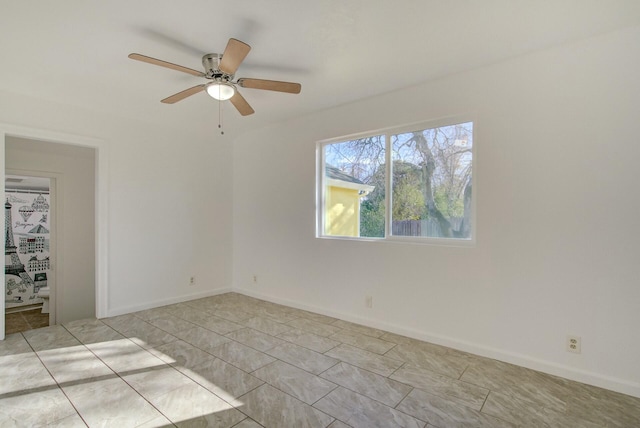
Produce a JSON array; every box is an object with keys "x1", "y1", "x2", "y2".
[{"x1": 325, "y1": 185, "x2": 361, "y2": 236}]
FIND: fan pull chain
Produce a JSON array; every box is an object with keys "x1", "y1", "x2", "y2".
[{"x1": 218, "y1": 100, "x2": 224, "y2": 135}]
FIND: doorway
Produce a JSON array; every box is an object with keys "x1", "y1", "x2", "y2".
[
  {"x1": 3, "y1": 136, "x2": 97, "y2": 332},
  {"x1": 4, "y1": 174, "x2": 55, "y2": 333},
  {"x1": 0, "y1": 125, "x2": 108, "y2": 341}
]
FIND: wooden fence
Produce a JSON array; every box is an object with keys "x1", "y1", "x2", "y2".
[{"x1": 392, "y1": 218, "x2": 465, "y2": 237}]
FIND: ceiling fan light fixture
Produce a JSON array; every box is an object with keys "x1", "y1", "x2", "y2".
[
  {"x1": 129, "y1": 38, "x2": 301, "y2": 117},
  {"x1": 206, "y1": 82, "x2": 235, "y2": 101}
]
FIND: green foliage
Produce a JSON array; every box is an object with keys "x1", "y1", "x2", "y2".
[
  {"x1": 359, "y1": 160, "x2": 427, "y2": 236},
  {"x1": 391, "y1": 162, "x2": 426, "y2": 220},
  {"x1": 434, "y1": 188, "x2": 464, "y2": 218},
  {"x1": 360, "y1": 198, "x2": 385, "y2": 237},
  {"x1": 359, "y1": 161, "x2": 386, "y2": 237}
]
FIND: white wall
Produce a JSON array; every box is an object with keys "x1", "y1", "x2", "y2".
[
  {"x1": 6, "y1": 137, "x2": 95, "y2": 323},
  {"x1": 233, "y1": 25, "x2": 640, "y2": 396},
  {"x1": 0, "y1": 90, "x2": 234, "y2": 322}
]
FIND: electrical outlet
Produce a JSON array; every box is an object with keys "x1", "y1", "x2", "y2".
[
  {"x1": 189, "y1": 276, "x2": 196, "y2": 286},
  {"x1": 567, "y1": 335, "x2": 581, "y2": 354},
  {"x1": 365, "y1": 295, "x2": 373, "y2": 309},
  {"x1": 252, "y1": 275, "x2": 258, "y2": 284}
]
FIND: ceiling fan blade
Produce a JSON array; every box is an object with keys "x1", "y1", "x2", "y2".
[
  {"x1": 229, "y1": 91, "x2": 255, "y2": 116},
  {"x1": 237, "y1": 78, "x2": 301, "y2": 94},
  {"x1": 218, "y1": 38, "x2": 251, "y2": 75},
  {"x1": 161, "y1": 85, "x2": 206, "y2": 104},
  {"x1": 128, "y1": 53, "x2": 204, "y2": 77}
]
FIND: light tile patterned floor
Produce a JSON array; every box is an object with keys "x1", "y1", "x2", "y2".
[{"x1": 1, "y1": 292, "x2": 639, "y2": 427}]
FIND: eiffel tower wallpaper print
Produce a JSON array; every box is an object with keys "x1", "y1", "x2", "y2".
[{"x1": 4, "y1": 192, "x2": 51, "y2": 310}]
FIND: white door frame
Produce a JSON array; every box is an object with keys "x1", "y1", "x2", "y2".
[{"x1": 0, "y1": 124, "x2": 109, "y2": 340}]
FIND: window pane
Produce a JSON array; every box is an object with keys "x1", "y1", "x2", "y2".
[
  {"x1": 323, "y1": 136, "x2": 385, "y2": 237},
  {"x1": 391, "y1": 122, "x2": 473, "y2": 239}
]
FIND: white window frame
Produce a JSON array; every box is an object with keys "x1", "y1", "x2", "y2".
[{"x1": 316, "y1": 116, "x2": 476, "y2": 246}]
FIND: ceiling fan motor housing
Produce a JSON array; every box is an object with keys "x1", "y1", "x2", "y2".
[{"x1": 202, "y1": 53, "x2": 232, "y2": 81}]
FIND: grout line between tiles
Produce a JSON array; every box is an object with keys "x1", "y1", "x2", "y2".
[
  {"x1": 388, "y1": 361, "x2": 407, "y2": 378},
  {"x1": 322, "y1": 342, "x2": 342, "y2": 355},
  {"x1": 61, "y1": 323, "x2": 185, "y2": 427},
  {"x1": 457, "y1": 363, "x2": 470, "y2": 381},
  {"x1": 28, "y1": 328, "x2": 90, "y2": 427},
  {"x1": 60, "y1": 321, "x2": 248, "y2": 426},
  {"x1": 394, "y1": 386, "x2": 415, "y2": 410},
  {"x1": 383, "y1": 342, "x2": 399, "y2": 355},
  {"x1": 479, "y1": 390, "x2": 491, "y2": 413},
  {"x1": 310, "y1": 383, "x2": 341, "y2": 407},
  {"x1": 317, "y1": 366, "x2": 415, "y2": 409}
]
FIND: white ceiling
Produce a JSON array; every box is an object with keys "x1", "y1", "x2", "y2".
[{"x1": 1, "y1": 1, "x2": 639, "y2": 135}]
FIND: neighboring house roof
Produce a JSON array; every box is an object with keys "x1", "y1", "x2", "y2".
[
  {"x1": 325, "y1": 165, "x2": 365, "y2": 185},
  {"x1": 325, "y1": 165, "x2": 375, "y2": 195}
]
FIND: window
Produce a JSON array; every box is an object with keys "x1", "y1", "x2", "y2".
[{"x1": 318, "y1": 119, "x2": 474, "y2": 243}]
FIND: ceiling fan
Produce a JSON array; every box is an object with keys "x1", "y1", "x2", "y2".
[{"x1": 128, "y1": 38, "x2": 301, "y2": 116}]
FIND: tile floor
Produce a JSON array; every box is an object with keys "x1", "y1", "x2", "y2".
[
  {"x1": 5, "y1": 308, "x2": 49, "y2": 334},
  {"x1": 1, "y1": 292, "x2": 639, "y2": 427}
]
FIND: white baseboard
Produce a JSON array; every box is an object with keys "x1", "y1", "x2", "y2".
[
  {"x1": 234, "y1": 286, "x2": 640, "y2": 399},
  {"x1": 103, "y1": 287, "x2": 233, "y2": 318}
]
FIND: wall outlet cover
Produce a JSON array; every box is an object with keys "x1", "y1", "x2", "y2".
[{"x1": 567, "y1": 335, "x2": 581, "y2": 354}]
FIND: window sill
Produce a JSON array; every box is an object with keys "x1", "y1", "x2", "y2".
[{"x1": 316, "y1": 234, "x2": 475, "y2": 247}]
